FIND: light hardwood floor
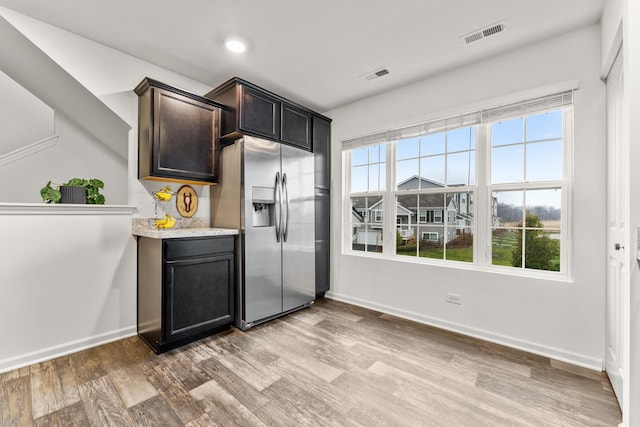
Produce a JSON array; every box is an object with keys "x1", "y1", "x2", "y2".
[{"x1": 0, "y1": 298, "x2": 621, "y2": 426}]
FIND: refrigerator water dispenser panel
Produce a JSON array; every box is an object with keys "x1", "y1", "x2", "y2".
[{"x1": 252, "y1": 186, "x2": 275, "y2": 227}]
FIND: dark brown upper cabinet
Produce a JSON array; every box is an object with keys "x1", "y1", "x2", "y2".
[
  {"x1": 135, "y1": 77, "x2": 223, "y2": 185},
  {"x1": 204, "y1": 77, "x2": 311, "y2": 151},
  {"x1": 313, "y1": 115, "x2": 331, "y2": 190}
]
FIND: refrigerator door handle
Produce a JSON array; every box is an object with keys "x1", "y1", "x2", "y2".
[
  {"x1": 275, "y1": 172, "x2": 282, "y2": 242},
  {"x1": 282, "y1": 173, "x2": 290, "y2": 242}
]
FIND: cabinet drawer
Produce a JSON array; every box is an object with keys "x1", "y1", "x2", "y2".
[{"x1": 164, "y1": 236, "x2": 234, "y2": 260}]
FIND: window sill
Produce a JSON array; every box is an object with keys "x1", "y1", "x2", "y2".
[
  {"x1": 342, "y1": 249, "x2": 573, "y2": 283},
  {"x1": 0, "y1": 203, "x2": 137, "y2": 216}
]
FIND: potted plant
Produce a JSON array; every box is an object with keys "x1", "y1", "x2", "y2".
[{"x1": 40, "y1": 178, "x2": 106, "y2": 204}]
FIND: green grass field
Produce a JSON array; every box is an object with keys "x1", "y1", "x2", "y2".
[
  {"x1": 397, "y1": 245, "x2": 474, "y2": 263},
  {"x1": 491, "y1": 229, "x2": 519, "y2": 266}
]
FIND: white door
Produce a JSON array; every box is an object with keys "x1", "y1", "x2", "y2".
[{"x1": 605, "y1": 49, "x2": 626, "y2": 410}]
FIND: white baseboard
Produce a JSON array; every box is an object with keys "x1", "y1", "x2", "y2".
[
  {"x1": 325, "y1": 291, "x2": 604, "y2": 371},
  {"x1": 0, "y1": 326, "x2": 137, "y2": 374}
]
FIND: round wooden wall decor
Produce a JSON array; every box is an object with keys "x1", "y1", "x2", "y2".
[{"x1": 176, "y1": 185, "x2": 198, "y2": 218}]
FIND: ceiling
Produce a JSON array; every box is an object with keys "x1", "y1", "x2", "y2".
[{"x1": 0, "y1": 0, "x2": 603, "y2": 113}]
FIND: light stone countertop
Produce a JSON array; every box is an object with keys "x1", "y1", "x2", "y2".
[{"x1": 132, "y1": 218, "x2": 238, "y2": 239}]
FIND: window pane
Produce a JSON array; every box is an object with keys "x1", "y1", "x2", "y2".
[
  {"x1": 493, "y1": 191, "x2": 523, "y2": 227},
  {"x1": 397, "y1": 137, "x2": 419, "y2": 160},
  {"x1": 397, "y1": 159, "x2": 419, "y2": 188},
  {"x1": 525, "y1": 188, "x2": 561, "y2": 229},
  {"x1": 491, "y1": 145, "x2": 524, "y2": 184},
  {"x1": 369, "y1": 145, "x2": 381, "y2": 163},
  {"x1": 369, "y1": 165, "x2": 380, "y2": 192},
  {"x1": 524, "y1": 230, "x2": 561, "y2": 271},
  {"x1": 447, "y1": 151, "x2": 474, "y2": 186},
  {"x1": 492, "y1": 228, "x2": 521, "y2": 267},
  {"x1": 445, "y1": 192, "x2": 474, "y2": 263},
  {"x1": 351, "y1": 143, "x2": 386, "y2": 192},
  {"x1": 418, "y1": 226, "x2": 444, "y2": 260},
  {"x1": 492, "y1": 118, "x2": 523, "y2": 147},
  {"x1": 351, "y1": 196, "x2": 383, "y2": 252},
  {"x1": 526, "y1": 140, "x2": 562, "y2": 181},
  {"x1": 351, "y1": 165, "x2": 368, "y2": 193},
  {"x1": 396, "y1": 194, "x2": 417, "y2": 256},
  {"x1": 446, "y1": 230, "x2": 473, "y2": 262},
  {"x1": 420, "y1": 156, "x2": 445, "y2": 187},
  {"x1": 352, "y1": 147, "x2": 368, "y2": 166},
  {"x1": 421, "y1": 132, "x2": 445, "y2": 156},
  {"x1": 420, "y1": 193, "x2": 445, "y2": 223},
  {"x1": 447, "y1": 127, "x2": 475, "y2": 152},
  {"x1": 526, "y1": 110, "x2": 562, "y2": 141}
]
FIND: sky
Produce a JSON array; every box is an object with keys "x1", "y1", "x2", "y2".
[{"x1": 350, "y1": 109, "x2": 563, "y2": 210}]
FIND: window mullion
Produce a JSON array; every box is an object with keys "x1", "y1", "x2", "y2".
[
  {"x1": 383, "y1": 141, "x2": 396, "y2": 255},
  {"x1": 476, "y1": 124, "x2": 489, "y2": 267}
]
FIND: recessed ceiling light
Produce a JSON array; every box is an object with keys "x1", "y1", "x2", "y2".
[{"x1": 224, "y1": 37, "x2": 247, "y2": 54}]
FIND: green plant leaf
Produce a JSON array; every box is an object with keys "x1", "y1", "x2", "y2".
[
  {"x1": 40, "y1": 181, "x2": 62, "y2": 203},
  {"x1": 65, "y1": 178, "x2": 84, "y2": 187},
  {"x1": 89, "y1": 179, "x2": 104, "y2": 189}
]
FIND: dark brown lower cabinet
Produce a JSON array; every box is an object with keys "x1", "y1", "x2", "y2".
[{"x1": 137, "y1": 235, "x2": 235, "y2": 354}]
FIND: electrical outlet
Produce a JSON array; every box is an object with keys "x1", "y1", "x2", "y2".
[{"x1": 446, "y1": 293, "x2": 462, "y2": 305}]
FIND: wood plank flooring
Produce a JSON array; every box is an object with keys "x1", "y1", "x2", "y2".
[{"x1": 0, "y1": 298, "x2": 621, "y2": 426}]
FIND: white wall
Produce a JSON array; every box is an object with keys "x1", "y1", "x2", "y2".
[
  {"x1": 0, "y1": 71, "x2": 53, "y2": 158},
  {"x1": 0, "y1": 8, "x2": 218, "y2": 372},
  {"x1": 0, "y1": 212, "x2": 135, "y2": 371},
  {"x1": 327, "y1": 24, "x2": 606, "y2": 369}
]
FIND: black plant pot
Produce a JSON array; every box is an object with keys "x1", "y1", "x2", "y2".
[{"x1": 60, "y1": 186, "x2": 87, "y2": 204}]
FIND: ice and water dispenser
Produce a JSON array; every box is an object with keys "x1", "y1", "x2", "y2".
[{"x1": 251, "y1": 186, "x2": 274, "y2": 227}]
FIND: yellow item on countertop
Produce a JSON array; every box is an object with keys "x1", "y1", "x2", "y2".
[
  {"x1": 153, "y1": 186, "x2": 173, "y2": 202},
  {"x1": 154, "y1": 214, "x2": 177, "y2": 229}
]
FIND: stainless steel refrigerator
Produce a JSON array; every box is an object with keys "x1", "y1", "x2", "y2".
[{"x1": 211, "y1": 136, "x2": 315, "y2": 330}]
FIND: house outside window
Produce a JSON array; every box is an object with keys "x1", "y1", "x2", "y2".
[
  {"x1": 395, "y1": 125, "x2": 476, "y2": 262},
  {"x1": 349, "y1": 144, "x2": 386, "y2": 253},
  {"x1": 343, "y1": 89, "x2": 573, "y2": 277}
]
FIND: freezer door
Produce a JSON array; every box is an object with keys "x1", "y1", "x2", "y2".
[
  {"x1": 243, "y1": 136, "x2": 283, "y2": 323},
  {"x1": 281, "y1": 144, "x2": 316, "y2": 311}
]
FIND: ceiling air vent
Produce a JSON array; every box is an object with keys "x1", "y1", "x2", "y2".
[
  {"x1": 359, "y1": 67, "x2": 391, "y2": 83},
  {"x1": 460, "y1": 21, "x2": 506, "y2": 45}
]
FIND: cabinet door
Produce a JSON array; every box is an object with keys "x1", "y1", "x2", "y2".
[
  {"x1": 152, "y1": 88, "x2": 219, "y2": 183},
  {"x1": 281, "y1": 103, "x2": 311, "y2": 150},
  {"x1": 239, "y1": 85, "x2": 280, "y2": 141},
  {"x1": 315, "y1": 188, "x2": 330, "y2": 296},
  {"x1": 163, "y1": 254, "x2": 234, "y2": 341},
  {"x1": 313, "y1": 116, "x2": 331, "y2": 189}
]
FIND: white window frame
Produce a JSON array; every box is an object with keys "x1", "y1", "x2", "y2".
[
  {"x1": 373, "y1": 210, "x2": 383, "y2": 223},
  {"x1": 342, "y1": 86, "x2": 574, "y2": 280},
  {"x1": 486, "y1": 106, "x2": 572, "y2": 279}
]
